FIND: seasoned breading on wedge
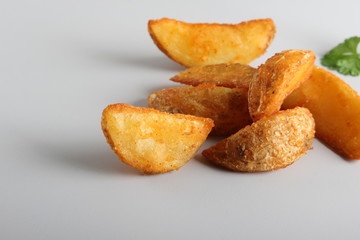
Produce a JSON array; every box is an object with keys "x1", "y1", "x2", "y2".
[
  {"x1": 170, "y1": 63, "x2": 256, "y2": 89},
  {"x1": 202, "y1": 107, "x2": 315, "y2": 172},
  {"x1": 248, "y1": 50, "x2": 315, "y2": 121},
  {"x1": 283, "y1": 66, "x2": 360, "y2": 159},
  {"x1": 148, "y1": 84, "x2": 252, "y2": 136},
  {"x1": 148, "y1": 18, "x2": 276, "y2": 67},
  {"x1": 101, "y1": 103, "x2": 214, "y2": 174}
]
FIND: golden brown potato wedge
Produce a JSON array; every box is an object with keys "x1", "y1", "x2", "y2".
[
  {"x1": 283, "y1": 66, "x2": 360, "y2": 159},
  {"x1": 148, "y1": 18, "x2": 276, "y2": 67},
  {"x1": 170, "y1": 63, "x2": 256, "y2": 89},
  {"x1": 202, "y1": 107, "x2": 315, "y2": 172},
  {"x1": 101, "y1": 103, "x2": 214, "y2": 174},
  {"x1": 248, "y1": 50, "x2": 316, "y2": 121},
  {"x1": 148, "y1": 84, "x2": 252, "y2": 136}
]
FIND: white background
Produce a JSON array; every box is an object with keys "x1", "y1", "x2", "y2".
[{"x1": 1, "y1": 0, "x2": 360, "y2": 239}]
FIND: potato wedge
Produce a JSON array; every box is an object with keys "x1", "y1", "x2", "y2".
[
  {"x1": 148, "y1": 18, "x2": 276, "y2": 67},
  {"x1": 283, "y1": 66, "x2": 360, "y2": 159},
  {"x1": 202, "y1": 107, "x2": 315, "y2": 172},
  {"x1": 101, "y1": 103, "x2": 214, "y2": 174},
  {"x1": 148, "y1": 84, "x2": 252, "y2": 136},
  {"x1": 170, "y1": 63, "x2": 256, "y2": 89},
  {"x1": 248, "y1": 50, "x2": 315, "y2": 121}
]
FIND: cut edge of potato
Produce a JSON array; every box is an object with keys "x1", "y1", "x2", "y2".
[
  {"x1": 101, "y1": 103, "x2": 214, "y2": 174},
  {"x1": 148, "y1": 84, "x2": 252, "y2": 136},
  {"x1": 248, "y1": 49, "x2": 316, "y2": 121},
  {"x1": 170, "y1": 63, "x2": 256, "y2": 89},
  {"x1": 148, "y1": 17, "x2": 276, "y2": 67}
]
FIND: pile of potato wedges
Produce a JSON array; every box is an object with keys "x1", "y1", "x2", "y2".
[{"x1": 101, "y1": 18, "x2": 360, "y2": 174}]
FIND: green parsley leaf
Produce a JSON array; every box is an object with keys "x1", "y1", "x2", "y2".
[{"x1": 321, "y1": 36, "x2": 360, "y2": 76}]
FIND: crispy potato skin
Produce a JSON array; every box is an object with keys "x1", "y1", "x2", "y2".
[
  {"x1": 170, "y1": 63, "x2": 256, "y2": 89},
  {"x1": 148, "y1": 18, "x2": 276, "y2": 67},
  {"x1": 249, "y1": 50, "x2": 315, "y2": 121},
  {"x1": 148, "y1": 84, "x2": 252, "y2": 136},
  {"x1": 101, "y1": 103, "x2": 214, "y2": 174},
  {"x1": 202, "y1": 107, "x2": 315, "y2": 172},
  {"x1": 283, "y1": 66, "x2": 360, "y2": 159}
]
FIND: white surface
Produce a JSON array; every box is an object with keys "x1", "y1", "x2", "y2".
[{"x1": 1, "y1": 0, "x2": 360, "y2": 239}]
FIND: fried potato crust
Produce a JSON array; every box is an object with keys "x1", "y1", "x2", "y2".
[
  {"x1": 148, "y1": 18, "x2": 276, "y2": 67},
  {"x1": 148, "y1": 84, "x2": 252, "y2": 136},
  {"x1": 101, "y1": 103, "x2": 214, "y2": 174},
  {"x1": 170, "y1": 63, "x2": 256, "y2": 89},
  {"x1": 202, "y1": 107, "x2": 315, "y2": 172},
  {"x1": 248, "y1": 50, "x2": 315, "y2": 121},
  {"x1": 283, "y1": 66, "x2": 360, "y2": 159}
]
